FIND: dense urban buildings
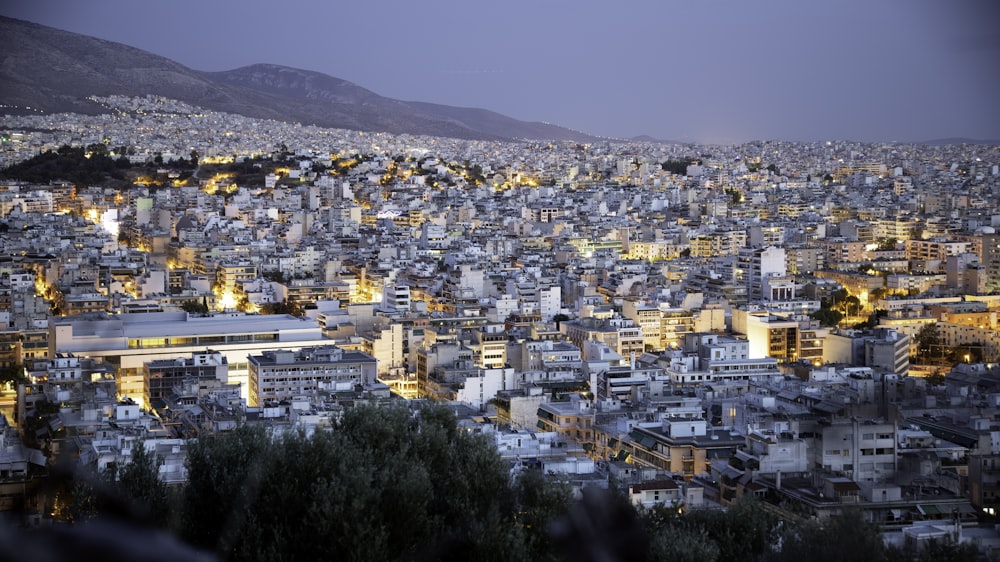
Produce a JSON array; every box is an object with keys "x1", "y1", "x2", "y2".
[{"x1": 2, "y1": 95, "x2": 1000, "y2": 555}]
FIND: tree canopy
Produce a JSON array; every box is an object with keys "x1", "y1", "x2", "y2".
[{"x1": 28, "y1": 405, "x2": 989, "y2": 562}]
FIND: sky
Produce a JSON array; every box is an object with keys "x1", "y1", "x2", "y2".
[{"x1": 4, "y1": 0, "x2": 1000, "y2": 144}]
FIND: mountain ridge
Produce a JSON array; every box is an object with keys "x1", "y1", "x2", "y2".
[{"x1": 0, "y1": 15, "x2": 599, "y2": 142}]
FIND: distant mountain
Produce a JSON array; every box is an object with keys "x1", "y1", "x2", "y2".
[
  {"x1": 0, "y1": 16, "x2": 599, "y2": 142},
  {"x1": 630, "y1": 134, "x2": 689, "y2": 145},
  {"x1": 912, "y1": 137, "x2": 1000, "y2": 146}
]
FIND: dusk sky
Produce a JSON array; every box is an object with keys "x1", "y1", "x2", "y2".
[{"x1": 4, "y1": 0, "x2": 999, "y2": 144}]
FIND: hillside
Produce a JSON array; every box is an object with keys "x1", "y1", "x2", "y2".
[{"x1": 0, "y1": 16, "x2": 598, "y2": 142}]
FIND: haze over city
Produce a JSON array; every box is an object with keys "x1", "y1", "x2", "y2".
[{"x1": 3, "y1": 0, "x2": 999, "y2": 144}]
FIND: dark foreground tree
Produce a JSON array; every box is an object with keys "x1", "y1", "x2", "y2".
[
  {"x1": 18, "y1": 406, "x2": 987, "y2": 562},
  {"x1": 177, "y1": 404, "x2": 566, "y2": 562},
  {"x1": 772, "y1": 509, "x2": 885, "y2": 562},
  {"x1": 113, "y1": 442, "x2": 170, "y2": 528}
]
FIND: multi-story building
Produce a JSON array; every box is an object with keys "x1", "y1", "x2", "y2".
[
  {"x1": 381, "y1": 283, "x2": 411, "y2": 312},
  {"x1": 247, "y1": 346, "x2": 377, "y2": 407},
  {"x1": 662, "y1": 333, "x2": 781, "y2": 385},
  {"x1": 821, "y1": 240, "x2": 866, "y2": 265},
  {"x1": 49, "y1": 311, "x2": 333, "y2": 406},
  {"x1": 984, "y1": 232, "x2": 1000, "y2": 294},
  {"x1": 737, "y1": 246, "x2": 786, "y2": 302},
  {"x1": 689, "y1": 230, "x2": 744, "y2": 257},
  {"x1": 823, "y1": 328, "x2": 910, "y2": 376},
  {"x1": 415, "y1": 340, "x2": 473, "y2": 398},
  {"x1": 785, "y1": 246, "x2": 824, "y2": 275},
  {"x1": 732, "y1": 310, "x2": 799, "y2": 362},
  {"x1": 615, "y1": 417, "x2": 744, "y2": 478},
  {"x1": 621, "y1": 299, "x2": 662, "y2": 351},
  {"x1": 536, "y1": 395, "x2": 595, "y2": 447},
  {"x1": 143, "y1": 351, "x2": 228, "y2": 408},
  {"x1": 361, "y1": 321, "x2": 404, "y2": 377},
  {"x1": 560, "y1": 315, "x2": 644, "y2": 360},
  {"x1": 905, "y1": 239, "x2": 971, "y2": 263},
  {"x1": 817, "y1": 419, "x2": 897, "y2": 482}
]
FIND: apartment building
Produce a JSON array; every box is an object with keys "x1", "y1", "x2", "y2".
[
  {"x1": 143, "y1": 351, "x2": 228, "y2": 408},
  {"x1": 560, "y1": 315, "x2": 644, "y2": 359},
  {"x1": 247, "y1": 346, "x2": 377, "y2": 407}
]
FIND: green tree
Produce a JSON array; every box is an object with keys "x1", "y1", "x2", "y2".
[
  {"x1": 50, "y1": 472, "x2": 99, "y2": 523},
  {"x1": 842, "y1": 295, "x2": 861, "y2": 317},
  {"x1": 648, "y1": 524, "x2": 720, "y2": 562},
  {"x1": 773, "y1": 509, "x2": 885, "y2": 562},
  {"x1": 810, "y1": 308, "x2": 843, "y2": 327},
  {"x1": 870, "y1": 286, "x2": 889, "y2": 302},
  {"x1": 661, "y1": 159, "x2": 695, "y2": 175},
  {"x1": 827, "y1": 287, "x2": 849, "y2": 310},
  {"x1": 113, "y1": 442, "x2": 171, "y2": 528},
  {"x1": 680, "y1": 496, "x2": 778, "y2": 561},
  {"x1": 914, "y1": 322, "x2": 942, "y2": 363},
  {"x1": 176, "y1": 404, "x2": 545, "y2": 562},
  {"x1": 260, "y1": 298, "x2": 302, "y2": 316},
  {"x1": 552, "y1": 313, "x2": 570, "y2": 329},
  {"x1": 180, "y1": 300, "x2": 209, "y2": 314},
  {"x1": 511, "y1": 467, "x2": 573, "y2": 560},
  {"x1": 178, "y1": 424, "x2": 274, "y2": 556},
  {"x1": 0, "y1": 363, "x2": 27, "y2": 387}
]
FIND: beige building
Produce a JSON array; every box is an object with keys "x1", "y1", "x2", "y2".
[{"x1": 560, "y1": 315, "x2": 644, "y2": 359}]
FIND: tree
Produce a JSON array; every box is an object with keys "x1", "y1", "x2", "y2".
[
  {"x1": 773, "y1": 509, "x2": 885, "y2": 562},
  {"x1": 827, "y1": 287, "x2": 849, "y2": 310},
  {"x1": 876, "y1": 237, "x2": 898, "y2": 251},
  {"x1": 552, "y1": 313, "x2": 570, "y2": 329},
  {"x1": 810, "y1": 308, "x2": 843, "y2": 327},
  {"x1": 870, "y1": 286, "x2": 889, "y2": 302},
  {"x1": 661, "y1": 159, "x2": 695, "y2": 175},
  {"x1": 648, "y1": 525, "x2": 720, "y2": 562},
  {"x1": 511, "y1": 467, "x2": 573, "y2": 560},
  {"x1": 842, "y1": 295, "x2": 861, "y2": 318},
  {"x1": 853, "y1": 309, "x2": 887, "y2": 330},
  {"x1": 179, "y1": 424, "x2": 274, "y2": 556},
  {"x1": 113, "y1": 442, "x2": 171, "y2": 528},
  {"x1": 0, "y1": 363, "x2": 27, "y2": 387},
  {"x1": 176, "y1": 404, "x2": 549, "y2": 562},
  {"x1": 679, "y1": 496, "x2": 778, "y2": 561},
  {"x1": 180, "y1": 300, "x2": 209, "y2": 314},
  {"x1": 914, "y1": 322, "x2": 942, "y2": 364},
  {"x1": 261, "y1": 298, "x2": 302, "y2": 316}
]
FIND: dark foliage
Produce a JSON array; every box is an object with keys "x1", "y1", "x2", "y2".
[
  {"x1": 16, "y1": 408, "x2": 990, "y2": 562},
  {"x1": 660, "y1": 159, "x2": 699, "y2": 175},
  {"x1": 1, "y1": 145, "x2": 132, "y2": 186}
]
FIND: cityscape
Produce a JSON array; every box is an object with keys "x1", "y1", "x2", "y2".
[{"x1": 2, "y1": 6, "x2": 1000, "y2": 562}]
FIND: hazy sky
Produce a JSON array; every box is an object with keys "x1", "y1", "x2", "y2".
[{"x1": 4, "y1": 0, "x2": 999, "y2": 144}]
